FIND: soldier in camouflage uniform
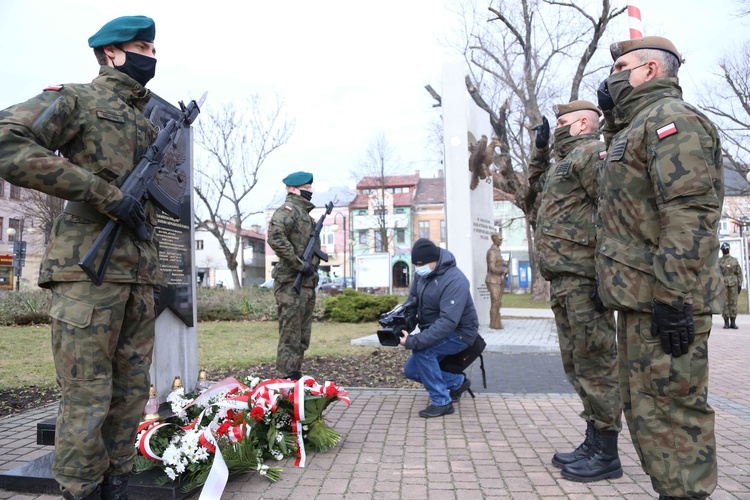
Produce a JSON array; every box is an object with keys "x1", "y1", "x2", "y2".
[
  {"x1": 529, "y1": 101, "x2": 622, "y2": 483},
  {"x1": 596, "y1": 36, "x2": 722, "y2": 499},
  {"x1": 719, "y1": 242, "x2": 742, "y2": 329},
  {"x1": 267, "y1": 171, "x2": 320, "y2": 380},
  {"x1": 0, "y1": 16, "x2": 161, "y2": 500}
]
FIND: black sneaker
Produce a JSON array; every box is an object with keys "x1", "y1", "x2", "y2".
[
  {"x1": 450, "y1": 376, "x2": 471, "y2": 403},
  {"x1": 418, "y1": 403, "x2": 455, "y2": 418}
]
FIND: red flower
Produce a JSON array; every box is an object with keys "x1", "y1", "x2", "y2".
[
  {"x1": 325, "y1": 385, "x2": 338, "y2": 398},
  {"x1": 250, "y1": 406, "x2": 265, "y2": 422},
  {"x1": 226, "y1": 409, "x2": 235, "y2": 420},
  {"x1": 304, "y1": 379, "x2": 315, "y2": 387},
  {"x1": 217, "y1": 420, "x2": 232, "y2": 436}
]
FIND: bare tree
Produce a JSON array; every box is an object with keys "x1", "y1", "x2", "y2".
[
  {"x1": 17, "y1": 188, "x2": 63, "y2": 244},
  {"x1": 194, "y1": 95, "x2": 294, "y2": 288},
  {"x1": 736, "y1": 0, "x2": 750, "y2": 16},
  {"x1": 700, "y1": 41, "x2": 750, "y2": 191},
  {"x1": 352, "y1": 133, "x2": 409, "y2": 254},
  {"x1": 456, "y1": 0, "x2": 624, "y2": 299}
]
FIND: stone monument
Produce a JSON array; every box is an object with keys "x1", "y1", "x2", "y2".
[
  {"x1": 146, "y1": 94, "x2": 200, "y2": 402},
  {"x1": 442, "y1": 61, "x2": 496, "y2": 324}
]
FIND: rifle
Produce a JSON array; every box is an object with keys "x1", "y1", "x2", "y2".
[
  {"x1": 78, "y1": 92, "x2": 207, "y2": 286},
  {"x1": 293, "y1": 201, "x2": 334, "y2": 294}
]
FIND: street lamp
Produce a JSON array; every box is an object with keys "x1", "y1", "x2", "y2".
[
  {"x1": 7, "y1": 221, "x2": 26, "y2": 292},
  {"x1": 330, "y1": 212, "x2": 348, "y2": 288}
]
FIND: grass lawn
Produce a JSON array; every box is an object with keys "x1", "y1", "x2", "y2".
[
  {"x1": 500, "y1": 293, "x2": 551, "y2": 309},
  {"x1": 0, "y1": 320, "x2": 381, "y2": 389}
]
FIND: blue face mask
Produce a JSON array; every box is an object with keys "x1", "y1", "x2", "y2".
[{"x1": 415, "y1": 264, "x2": 432, "y2": 277}]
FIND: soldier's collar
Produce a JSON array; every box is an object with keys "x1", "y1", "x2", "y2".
[
  {"x1": 94, "y1": 66, "x2": 152, "y2": 111},
  {"x1": 554, "y1": 131, "x2": 600, "y2": 159},
  {"x1": 611, "y1": 77, "x2": 682, "y2": 127}
]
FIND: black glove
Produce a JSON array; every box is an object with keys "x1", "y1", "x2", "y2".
[
  {"x1": 651, "y1": 302, "x2": 695, "y2": 357},
  {"x1": 301, "y1": 262, "x2": 315, "y2": 278},
  {"x1": 109, "y1": 194, "x2": 149, "y2": 241},
  {"x1": 591, "y1": 284, "x2": 606, "y2": 313},
  {"x1": 597, "y1": 79, "x2": 615, "y2": 112},
  {"x1": 738, "y1": 285, "x2": 742, "y2": 294},
  {"x1": 531, "y1": 116, "x2": 550, "y2": 149}
]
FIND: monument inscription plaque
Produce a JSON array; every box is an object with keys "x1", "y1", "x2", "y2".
[{"x1": 145, "y1": 94, "x2": 195, "y2": 327}]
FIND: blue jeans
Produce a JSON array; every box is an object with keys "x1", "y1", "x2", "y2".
[{"x1": 404, "y1": 332, "x2": 468, "y2": 406}]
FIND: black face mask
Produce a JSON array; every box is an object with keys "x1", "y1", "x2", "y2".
[
  {"x1": 115, "y1": 51, "x2": 157, "y2": 87},
  {"x1": 299, "y1": 189, "x2": 313, "y2": 201}
]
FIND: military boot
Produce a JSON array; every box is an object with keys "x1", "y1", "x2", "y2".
[
  {"x1": 101, "y1": 474, "x2": 129, "y2": 500},
  {"x1": 560, "y1": 430, "x2": 622, "y2": 482},
  {"x1": 62, "y1": 486, "x2": 101, "y2": 500},
  {"x1": 552, "y1": 421, "x2": 596, "y2": 468},
  {"x1": 723, "y1": 317, "x2": 730, "y2": 329},
  {"x1": 730, "y1": 317, "x2": 738, "y2": 329}
]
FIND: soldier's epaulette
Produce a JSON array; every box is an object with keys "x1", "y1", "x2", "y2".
[
  {"x1": 284, "y1": 205, "x2": 293, "y2": 211},
  {"x1": 43, "y1": 84, "x2": 64, "y2": 92}
]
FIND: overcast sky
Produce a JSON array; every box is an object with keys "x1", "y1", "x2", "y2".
[{"x1": 0, "y1": 0, "x2": 746, "y2": 219}]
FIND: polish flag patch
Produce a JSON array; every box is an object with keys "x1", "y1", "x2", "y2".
[
  {"x1": 599, "y1": 151, "x2": 607, "y2": 160},
  {"x1": 284, "y1": 205, "x2": 293, "y2": 211},
  {"x1": 43, "y1": 84, "x2": 64, "y2": 92},
  {"x1": 656, "y1": 122, "x2": 678, "y2": 140}
]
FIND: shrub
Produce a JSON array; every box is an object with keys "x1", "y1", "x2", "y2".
[
  {"x1": 196, "y1": 286, "x2": 330, "y2": 322},
  {"x1": 0, "y1": 289, "x2": 52, "y2": 326},
  {"x1": 324, "y1": 289, "x2": 399, "y2": 323}
]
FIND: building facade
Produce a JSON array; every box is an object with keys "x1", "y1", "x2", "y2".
[{"x1": 194, "y1": 221, "x2": 266, "y2": 288}]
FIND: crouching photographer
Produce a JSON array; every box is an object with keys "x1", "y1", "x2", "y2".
[{"x1": 400, "y1": 238, "x2": 479, "y2": 418}]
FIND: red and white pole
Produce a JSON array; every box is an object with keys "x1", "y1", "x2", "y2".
[{"x1": 627, "y1": 0, "x2": 644, "y2": 39}]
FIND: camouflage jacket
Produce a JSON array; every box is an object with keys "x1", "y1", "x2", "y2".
[
  {"x1": 595, "y1": 77, "x2": 724, "y2": 314},
  {"x1": 719, "y1": 254, "x2": 742, "y2": 287},
  {"x1": 531, "y1": 132, "x2": 605, "y2": 281},
  {"x1": 267, "y1": 193, "x2": 319, "y2": 287},
  {"x1": 0, "y1": 66, "x2": 161, "y2": 287}
]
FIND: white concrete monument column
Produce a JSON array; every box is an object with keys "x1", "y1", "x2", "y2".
[
  {"x1": 149, "y1": 128, "x2": 199, "y2": 402},
  {"x1": 442, "y1": 61, "x2": 495, "y2": 326}
]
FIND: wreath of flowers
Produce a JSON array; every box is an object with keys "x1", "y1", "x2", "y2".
[{"x1": 133, "y1": 375, "x2": 350, "y2": 497}]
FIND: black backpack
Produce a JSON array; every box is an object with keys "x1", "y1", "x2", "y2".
[{"x1": 439, "y1": 334, "x2": 487, "y2": 388}]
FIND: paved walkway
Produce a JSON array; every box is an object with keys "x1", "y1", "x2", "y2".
[{"x1": 1, "y1": 310, "x2": 749, "y2": 499}]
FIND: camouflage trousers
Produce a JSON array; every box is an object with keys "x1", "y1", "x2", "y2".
[
  {"x1": 617, "y1": 311, "x2": 716, "y2": 497},
  {"x1": 550, "y1": 276, "x2": 621, "y2": 432},
  {"x1": 274, "y1": 281, "x2": 315, "y2": 375},
  {"x1": 722, "y1": 281, "x2": 739, "y2": 318},
  {"x1": 49, "y1": 281, "x2": 155, "y2": 497}
]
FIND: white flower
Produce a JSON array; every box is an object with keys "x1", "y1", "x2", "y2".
[
  {"x1": 162, "y1": 444, "x2": 181, "y2": 466},
  {"x1": 276, "y1": 432, "x2": 283, "y2": 443},
  {"x1": 165, "y1": 467, "x2": 177, "y2": 480}
]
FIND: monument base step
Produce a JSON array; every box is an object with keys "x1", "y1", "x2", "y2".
[{"x1": 0, "y1": 451, "x2": 193, "y2": 499}]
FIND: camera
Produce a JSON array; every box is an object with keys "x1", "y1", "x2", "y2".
[{"x1": 377, "y1": 299, "x2": 417, "y2": 347}]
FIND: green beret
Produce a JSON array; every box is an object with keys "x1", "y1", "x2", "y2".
[
  {"x1": 553, "y1": 100, "x2": 602, "y2": 119},
  {"x1": 88, "y1": 15, "x2": 156, "y2": 48},
  {"x1": 610, "y1": 36, "x2": 682, "y2": 66},
  {"x1": 283, "y1": 171, "x2": 314, "y2": 187}
]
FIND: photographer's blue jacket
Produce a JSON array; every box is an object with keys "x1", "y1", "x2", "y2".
[{"x1": 405, "y1": 248, "x2": 479, "y2": 351}]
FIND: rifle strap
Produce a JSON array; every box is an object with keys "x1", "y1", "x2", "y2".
[{"x1": 64, "y1": 201, "x2": 110, "y2": 225}]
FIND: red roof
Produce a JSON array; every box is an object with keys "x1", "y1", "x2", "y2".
[
  {"x1": 356, "y1": 174, "x2": 419, "y2": 189},
  {"x1": 207, "y1": 221, "x2": 265, "y2": 240}
]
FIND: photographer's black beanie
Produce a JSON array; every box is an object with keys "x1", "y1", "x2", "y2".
[{"x1": 411, "y1": 238, "x2": 441, "y2": 265}]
